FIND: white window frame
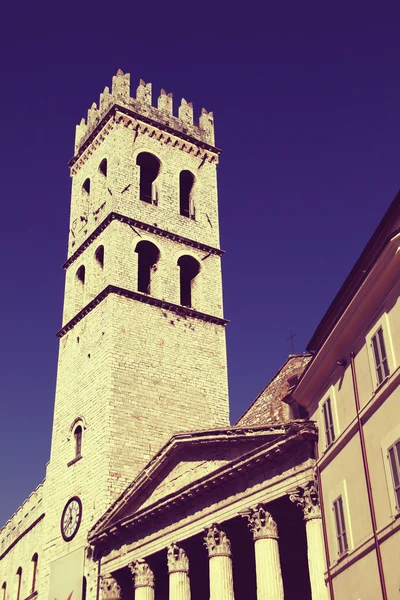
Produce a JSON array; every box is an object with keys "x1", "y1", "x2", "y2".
[
  {"x1": 329, "y1": 480, "x2": 352, "y2": 558},
  {"x1": 319, "y1": 386, "x2": 339, "y2": 451},
  {"x1": 366, "y1": 314, "x2": 395, "y2": 389},
  {"x1": 382, "y1": 424, "x2": 400, "y2": 517}
]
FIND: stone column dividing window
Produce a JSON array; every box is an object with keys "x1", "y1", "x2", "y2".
[
  {"x1": 289, "y1": 481, "x2": 329, "y2": 600},
  {"x1": 242, "y1": 505, "x2": 284, "y2": 600},
  {"x1": 167, "y1": 543, "x2": 191, "y2": 600},
  {"x1": 203, "y1": 524, "x2": 235, "y2": 600},
  {"x1": 129, "y1": 559, "x2": 155, "y2": 600}
]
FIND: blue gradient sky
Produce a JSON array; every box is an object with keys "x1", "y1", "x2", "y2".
[{"x1": 1, "y1": 0, "x2": 400, "y2": 525}]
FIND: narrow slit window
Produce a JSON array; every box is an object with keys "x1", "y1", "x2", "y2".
[
  {"x1": 178, "y1": 255, "x2": 200, "y2": 308},
  {"x1": 74, "y1": 425, "x2": 82, "y2": 458},
  {"x1": 99, "y1": 159, "x2": 107, "y2": 178},
  {"x1": 16, "y1": 568, "x2": 22, "y2": 600},
  {"x1": 371, "y1": 327, "x2": 390, "y2": 385},
  {"x1": 136, "y1": 153, "x2": 160, "y2": 204},
  {"x1": 333, "y1": 495, "x2": 348, "y2": 556},
  {"x1": 388, "y1": 439, "x2": 400, "y2": 510},
  {"x1": 82, "y1": 178, "x2": 90, "y2": 197},
  {"x1": 2, "y1": 582, "x2": 6, "y2": 600},
  {"x1": 95, "y1": 245, "x2": 104, "y2": 268},
  {"x1": 179, "y1": 171, "x2": 195, "y2": 218},
  {"x1": 135, "y1": 241, "x2": 160, "y2": 294},
  {"x1": 322, "y1": 397, "x2": 335, "y2": 446},
  {"x1": 31, "y1": 554, "x2": 38, "y2": 594}
]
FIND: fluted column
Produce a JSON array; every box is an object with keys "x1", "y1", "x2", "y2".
[
  {"x1": 204, "y1": 524, "x2": 235, "y2": 600},
  {"x1": 167, "y1": 543, "x2": 191, "y2": 600},
  {"x1": 129, "y1": 559, "x2": 155, "y2": 600},
  {"x1": 100, "y1": 573, "x2": 122, "y2": 600},
  {"x1": 244, "y1": 505, "x2": 284, "y2": 600},
  {"x1": 289, "y1": 481, "x2": 328, "y2": 600}
]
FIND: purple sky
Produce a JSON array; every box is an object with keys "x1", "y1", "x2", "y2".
[{"x1": 1, "y1": 1, "x2": 400, "y2": 525}]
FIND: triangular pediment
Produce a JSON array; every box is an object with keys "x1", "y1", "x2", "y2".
[{"x1": 90, "y1": 425, "x2": 297, "y2": 540}]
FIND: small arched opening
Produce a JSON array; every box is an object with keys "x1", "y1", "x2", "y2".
[
  {"x1": 31, "y1": 554, "x2": 38, "y2": 594},
  {"x1": 99, "y1": 158, "x2": 107, "y2": 178},
  {"x1": 2, "y1": 582, "x2": 6, "y2": 600},
  {"x1": 95, "y1": 245, "x2": 104, "y2": 268},
  {"x1": 135, "y1": 241, "x2": 160, "y2": 294},
  {"x1": 16, "y1": 568, "x2": 22, "y2": 600},
  {"x1": 136, "y1": 152, "x2": 160, "y2": 204},
  {"x1": 76, "y1": 265, "x2": 85, "y2": 285},
  {"x1": 179, "y1": 171, "x2": 195, "y2": 218},
  {"x1": 74, "y1": 425, "x2": 83, "y2": 458},
  {"x1": 178, "y1": 255, "x2": 200, "y2": 308},
  {"x1": 82, "y1": 178, "x2": 90, "y2": 197}
]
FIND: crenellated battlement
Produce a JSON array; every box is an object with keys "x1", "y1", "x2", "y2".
[
  {"x1": 74, "y1": 69, "x2": 216, "y2": 154},
  {"x1": 0, "y1": 481, "x2": 45, "y2": 557}
]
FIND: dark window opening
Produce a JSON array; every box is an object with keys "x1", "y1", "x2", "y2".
[
  {"x1": 322, "y1": 397, "x2": 335, "y2": 446},
  {"x1": 76, "y1": 265, "x2": 85, "y2": 285},
  {"x1": 99, "y1": 159, "x2": 107, "y2": 177},
  {"x1": 135, "y1": 241, "x2": 160, "y2": 294},
  {"x1": 333, "y1": 495, "x2": 348, "y2": 555},
  {"x1": 31, "y1": 554, "x2": 38, "y2": 594},
  {"x1": 2, "y1": 582, "x2": 6, "y2": 600},
  {"x1": 74, "y1": 425, "x2": 82, "y2": 458},
  {"x1": 178, "y1": 255, "x2": 200, "y2": 307},
  {"x1": 95, "y1": 245, "x2": 104, "y2": 268},
  {"x1": 371, "y1": 327, "x2": 390, "y2": 385},
  {"x1": 388, "y1": 439, "x2": 400, "y2": 509},
  {"x1": 16, "y1": 568, "x2": 22, "y2": 600},
  {"x1": 136, "y1": 152, "x2": 160, "y2": 204},
  {"x1": 82, "y1": 178, "x2": 90, "y2": 196},
  {"x1": 179, "y1": 171, "x2": 195, "y2": 218}
]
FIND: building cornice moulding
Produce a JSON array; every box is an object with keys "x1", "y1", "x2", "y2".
[
  {"x1": 69, "y1": 104, "x2": 221, "y2": 174},
  {"x1": 57, "y1": 285, "x2": 228, "y2": 338},
  {"x1": 64, "y1": 212, "x2": 224, "y2": 269}
]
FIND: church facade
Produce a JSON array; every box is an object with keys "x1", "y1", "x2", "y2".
[{"x1": 1, "y1": 69, "x2": 399, "y2": 600}]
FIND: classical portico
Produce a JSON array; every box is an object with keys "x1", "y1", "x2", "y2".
[{"x1": 89, "y1": 422, "x2": 328, "y2": 600}]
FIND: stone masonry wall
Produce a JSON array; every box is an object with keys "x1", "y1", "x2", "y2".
[
  {"x1": 0, "y1": 483, "x2": 45, "y2": 594},
  {"x1": 236, "y1": 354, "x2": 312, "y2": 426}
]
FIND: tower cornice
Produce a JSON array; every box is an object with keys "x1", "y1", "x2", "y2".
[
  {"x1": 56, "y1": 285, "x2": 228, "y2": 338},
  {"x1": 69, "y1": 104, "x2": 221, "y2": 172},
  {"x1": 64, "y1": 212, "x2": 224, "y2": 268}
]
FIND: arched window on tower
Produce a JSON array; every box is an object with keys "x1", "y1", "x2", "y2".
[
  {"x1": 95, "y1": 245, "x2": 104, "y2": 269},
  {"x1": 135, "y1": 241, "x2": 160, "y2": 295},
  {"x1": 76, "y1": 265, "x2": 85, "y2": 308},
  {"x1": 178, "y1": 256, "x2": 200, "y2": 308},
  {"x1": 74, "y1": 426, "x2": 82, "y2": 458},
  {"x1": 82, "y1": 178, "x2": 90, "y2": 198},
  {"x1": 31, "y1": 554, "x2": 38, "y2": 594},
  {"x1": 2, "y1": 581, "x2": 6, "y2": 600},
  {"x1": 136, "y1": 153, "x2": 160, "y2": 204},
  {"x1": 16, "y1": 568, "x2": 22, "y2": 600},
  {"x1": 179, "y1": 171, "x2": 195, "y2": 218},
  {"x1": 99, "y1": 158, "x2": 107, "y2": 178}
]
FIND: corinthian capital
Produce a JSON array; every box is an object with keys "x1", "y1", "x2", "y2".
[
  {"x1": 289, "y1": 480, "x2": 321, "y2": 520},
  {"x1": 129, "y1": 559, "x2": 155, "y2": 588},
  {"x1": 167, "y1": 543, "x2": 189, "y2": 573},
  {"x1": 243, "y1": 504, "x2": 279, "y2": 540},
  {"x1": 100, "y1": 574, "x2": 121, "y2": 600},
  {"x1": 203, "y1": 524, "x2": 232, "y2": 557}
]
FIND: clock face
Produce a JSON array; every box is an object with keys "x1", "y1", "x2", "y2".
[{"x1": 61, "y1": 496, "x2": 82, "y2": 541}]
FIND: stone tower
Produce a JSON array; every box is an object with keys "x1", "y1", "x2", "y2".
[{"x1": 42, "y1": 70, "x2": 229, "y2": 592}]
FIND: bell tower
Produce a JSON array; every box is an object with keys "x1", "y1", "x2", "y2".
[{"x1": 42, "y1": 69, "x2": 229, "y2": 591}]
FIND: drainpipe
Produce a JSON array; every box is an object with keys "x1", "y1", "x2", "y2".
[
  {"x1": 315, "y1": 443, "x2": 335, "y2": 600},
  {"x1": 349, "y1": 352, "x2": 388, "y2": 600}
]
